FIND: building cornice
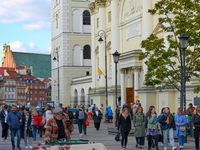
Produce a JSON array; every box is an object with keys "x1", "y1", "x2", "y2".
[
  {"x1": 89, "y1": 2, "x2": 95, "y2": 15},
  {"x1": 95, "y1": 0, "x2": 107, "y2": 8}
]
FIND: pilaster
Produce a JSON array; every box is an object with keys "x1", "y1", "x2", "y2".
[{"x1": 120, "y1": 69, "x2": 126, "y2": 105}]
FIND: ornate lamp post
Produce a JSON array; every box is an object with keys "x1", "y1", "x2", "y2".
[
  {"x1": 112, "y1": 50, "x2": 121, "y2": 127},
  {"x1": 98, "y1": 30, "x2": 108, "y2": 122},
  {"x1": 53, "y1": 48, "x2": 60, "y2": 106}
]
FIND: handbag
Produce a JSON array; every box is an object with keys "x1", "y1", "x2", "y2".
[
  {"x1": 85, "y1": 119, "x2": 89, "y2": 126},
  {"x1": 115, "y1": 132, "x2": 121, "y2": 142},
  {"x1": 194, "y1": 115, "x2": 200, "y2": 125},
  {"x1": 152, "y1": 118, "x2": 157, "y2": 125},
  {"x1": 41, "y1": 117, "x2": 46, "y2": 125},
  {"x1": 178, "y1": 116, "x2": 186, "y2": 132}
]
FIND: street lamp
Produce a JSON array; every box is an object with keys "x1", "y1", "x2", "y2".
[
  {"x1": 112, "y1": 50, "x2": 121, "y2": 127},
  {"x1": 98, "y1": 30, "x2": 108, "y2": 122},
  {"x1": 53, "y1": 48, "x2": 60, "y2": 106},
  {"x1": 178, "y1": 33, "x2": 190, "y2": 113}
]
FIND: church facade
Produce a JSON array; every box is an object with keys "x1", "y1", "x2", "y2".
[
  {"x1": 51, "y1": 0, "x2": 92, "y2": 107},
  {"x1": 85, "y1": 0, "x2": 200, "y2": 113}
]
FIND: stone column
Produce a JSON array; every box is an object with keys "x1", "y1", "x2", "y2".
[
  {"x1": 97, "y1": 0, "x2": 106, "y2": 87},
  {"x1": 142, "y1": 0, "x2": 153, "y2": 81},
  {"x1": 111, "y1": 0, "x2": 120, "y2": 86},
  {"x1": 133, "y1": 67, "x2": 139, "y2": 98},
  {"x1": 89, "y1": 2, "x2": 96, "y2": 88},
  {"x1": 120, "y1": 69, "x2": 125, "y2": 105}
]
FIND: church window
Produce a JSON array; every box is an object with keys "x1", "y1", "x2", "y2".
[
  {"x1": 108, "y1": 11, "x2": 111, "y2": 22},
  {"x1": 83, "y1": 45, "x2": 91, "y2": 59},
  {"x1": 83, "y1": 10, "x2": 90, "y2": 25}
]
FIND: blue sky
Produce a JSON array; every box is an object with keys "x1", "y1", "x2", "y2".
[{"x1": 0, "y1": 0, "x2": 51, "y2": 55}]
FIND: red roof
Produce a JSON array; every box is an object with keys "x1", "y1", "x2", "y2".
[
  {"x1": 42, "y1": 78, "x2": 51, "y2": 83},
  {"x1": 16, "y1": 65, "x2": 25, "y2": 69}
]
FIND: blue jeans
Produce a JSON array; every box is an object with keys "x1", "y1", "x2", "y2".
[
  {"x1": 163, "y1": 128, "x2": 175, "y2": 147},
  {"x1": 121, "y1": 132, "x2": 129, "y2": 147},
  {"x1": 136, "y1": 137, "x2": 145, "y2": 145},
  {"x1": 10, "y1": 128, "x2": 21, "y2": 149},
  {"x1": 32, "y1": 125, "x2": 38, "y2": 139}
]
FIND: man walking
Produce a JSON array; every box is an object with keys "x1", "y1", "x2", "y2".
[
  {"x1": 0, "y1": 105, "x2": 10, "y2": 142},
  {"x1": 7, "y1": 105, "x2": 22, "y2": 150}
]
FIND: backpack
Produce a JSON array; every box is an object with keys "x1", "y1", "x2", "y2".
[
  {"x1": 78, "y1": 109, "x2": 85, "y2": 120},
  {"x1": 68, "y1": 111, "x2": 74, "y2": 119}
]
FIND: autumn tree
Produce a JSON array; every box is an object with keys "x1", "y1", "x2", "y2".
[{"x1": 139, "y1": 0, "x2": 200, "y2": 109}]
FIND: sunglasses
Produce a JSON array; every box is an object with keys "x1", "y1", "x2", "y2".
[{"x1": 55, "y1": 113, "x2": 62, "y2": 116}]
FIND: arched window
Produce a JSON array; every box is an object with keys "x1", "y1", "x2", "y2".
[
  {"x1": 81, "y1": 88, "x2": 85, "y2": 106},
  {"x1": 83, "y1": 10, "x2": 90, "y2": 25},
  {"x1": 74, "y1": 89, "x2": 78, "y2": 107},
  {"x1": 56, "y1": 14, "x2": 58, "y2": 29},
  {"x1": 83, "y1": 45, "x2": 91, "y2": 59}
]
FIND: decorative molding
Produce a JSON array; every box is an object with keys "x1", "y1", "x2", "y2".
[
  {"x1": 95, "y1": 0, "x2": 106, "y2": 8},
  {"x1": 88, "y1": 2, "x2": 95, "y2": 15}
]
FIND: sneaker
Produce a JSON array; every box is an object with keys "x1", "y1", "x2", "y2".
[
  {"x1": 1, "y1": 138, "x2": 4, "y2": 141},
  {"x1": 179, "y1": 146, "x2": 184, "y2": 149},
  {"x1": 164, "y1": 147, "x2": 167, "y2": 150},
  {"x1": 17, "y1": 147, "x2": 21, "y2": 150},
  {"x1": 161, "y1": 143, "x2": 164, "y2": 146},
  {"x1": 25, "y1": 146, "x2": 28, "y2": 149},
  {"x1": 4, "y1": 139, "x2": 7, "y2": 142},
  {"x1": 84, "y1": 134, "x2": 87, "y2": 136},
  {"x1": 172, "y1": 146, "x2": 177, "y2": 150},
  {"x1": 29, "y1": 146, "x2": 32, "y2": 149},
  {"x1": 79, "y1": 134, "x2": 82, "y2": 140}
]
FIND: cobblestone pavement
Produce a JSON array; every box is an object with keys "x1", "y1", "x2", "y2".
[{"x1": 0, "y1": 119, "x2": 196, "y2": 150}]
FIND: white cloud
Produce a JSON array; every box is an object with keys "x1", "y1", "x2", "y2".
[
  {"x1": 0, "y1": 0, "x2": 51, "y2": 30},
  {"x1": 23, "y1": 21, "x2": 51, "y2": 31},
  {"x1": 29, "y1": 42, "x2": 35, "y2": 48},
  {"x1": 8, "y1": 41, "x2": 50, "y2": 54}
]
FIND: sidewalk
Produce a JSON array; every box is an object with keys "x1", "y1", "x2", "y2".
[{"x1": 0, "y1": 120, "x2": 196, "y2": 150}]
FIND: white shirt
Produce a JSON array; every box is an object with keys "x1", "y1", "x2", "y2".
[
  {"x1": 95, "y1": 111, "x2": 98, "y2": 117},
  {"x1": 4, "y1": 110, "x2": 8, "y2": 123}
]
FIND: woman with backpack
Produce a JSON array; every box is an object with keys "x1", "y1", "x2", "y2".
[
  {"x1": 117, "y1": 108, "x2": 131, "y2": 150},
  {"x1": 146, "y1": 106, "x2": 159, "y2": 150},
  {"x1": 192, "y1": 106, "x2": 200, "y2": 150},
  {"x1": 75, "y1": 105, "x2": 86, "y2": 139},
  {"x1": 133, "y1": 106, "x2": 145, "y2": 149},
  {"x1": 174, "y1": 108, "x2": 187, "y2": 149},
  {"x1": 159, "y1": 107, "x2": 177, "y2": 150}
]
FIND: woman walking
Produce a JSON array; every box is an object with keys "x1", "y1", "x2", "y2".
[
  {"x1": 146, "y1": 106, "x2": 159, "y2": 150},
  {"x1": 32, "y1": 109, "x2": 39, "y2": 141},
  {"x1": 117, "y1": 108, "x2": 131, "y2": 150},
  {"x1": 21, "y1": 107, "x2": 34, "y2": 149},
  {"x1": 192, "y1": 106, "x2": 200, "y2": 150},
  {"x1": 133, "y1": 106, "x2": 145, "y2": 149},
  {"x1": 43, "y1": 105, "x2": 53, "y2": 133},
  {"x1": 174, "y1": 108, "x2": 187, "y2": 149},
  {"x1": 107, "y1": 106, "x2": 113, "y2": 123},
  {"x1": 160, "y1": 107, "x2": 177, "y2": 150}
]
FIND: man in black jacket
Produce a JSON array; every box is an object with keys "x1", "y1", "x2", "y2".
[
  {"x1": 0, "y1": 105, "x2": 9, "y2": 142},
  {"x1": 93, "y1": 107, "x2": 102, "y2": 131}
]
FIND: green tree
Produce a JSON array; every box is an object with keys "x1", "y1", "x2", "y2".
[{"x1": 139, "y1": 0, "x2": 200, "y2": 109}]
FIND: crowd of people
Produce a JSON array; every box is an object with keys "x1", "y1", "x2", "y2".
[
  {"x1": 0, "y1": 102, "x2": 200, "y2": 150},
  {"x1": 117, "y1": 103, "x2": 200, "y2": 150}
]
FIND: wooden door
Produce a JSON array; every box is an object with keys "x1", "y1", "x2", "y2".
[{"x1": 126, "y1": 87, "x2": 134, "y2": 109}]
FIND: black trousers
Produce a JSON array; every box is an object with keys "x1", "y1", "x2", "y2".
[
  {"x1": 82, "y1": 124, "x2": 87, "y2": 134},
  {"x1": 94, "y1": 122, "x2": 100, "y2": 130},
  {"x1": 147, "y1": 135, "x2": 158, "y2": 147},
  {"x1": 194, "y1": 126, "x2": 200, "y2": 149},
  {"x1": 38, "y1": 126, "x2": 43, "y2": 138},
  {"x1": 1, "y1": 122, "x2": 9, "y2": 139}
]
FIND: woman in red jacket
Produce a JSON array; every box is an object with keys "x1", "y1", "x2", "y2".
[{"x1": 32, "y1": 109, "x2": 39, "y2": 141}]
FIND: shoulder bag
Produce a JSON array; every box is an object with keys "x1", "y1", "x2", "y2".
[{"x1": 178, "y1": 115, "x2": 186, "y2": 132}]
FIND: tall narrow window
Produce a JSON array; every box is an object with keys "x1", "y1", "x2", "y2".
[
  {"x1": 83, "y1": 10, "x2": 90, "y2": 25},
  {"x1": 56, "y1": 14, "x2": 58, "y2": 29},
  {"x1": 83, "y1": 45, "x2": 91, "y2": 59}
]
